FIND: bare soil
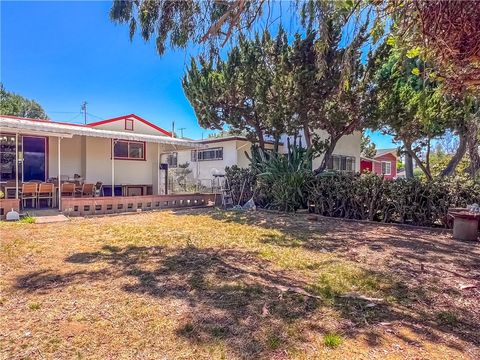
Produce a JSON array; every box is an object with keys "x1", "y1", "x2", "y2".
[{"x1": 0, "y1": 208, "x2": 479, "y2": 359}]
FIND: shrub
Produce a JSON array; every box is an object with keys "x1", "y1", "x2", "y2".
[
  {"x1": 250, "y1": 145, "x2": 313, "y2": 212},
  {"x1": 307, "y1": 173, "x2": 480, "y2": 227},
  {"x1": 225, "y1": 165, "x2": 257, "y2": 206}
]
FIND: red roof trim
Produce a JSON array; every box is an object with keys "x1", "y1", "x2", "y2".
[{"x1": 87, "y1": 114, "x2": 172, "y2": 137}]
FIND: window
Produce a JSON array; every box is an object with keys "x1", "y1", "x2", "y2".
[
  {"x1": 381, "y1": 161, "x2": 392, "y2": 175},
  {"x1": 327, "y1": 155, "x2": 356, "y2": 172},
  {"x1": 114, "y1": 140, "x2": 145, "y2": 160},
  {"x1": 166, "y1": 152, "x2": 178, "y2": 168},
  {"x1": 125, "y1": 119, "x2": 134, "y2": 131},
  {"x1": 0, "y1": 134, "x2": 21, "y2": 181},
  {"x1": 196, "y1": 147, "x2": 223, "y2": 161}
]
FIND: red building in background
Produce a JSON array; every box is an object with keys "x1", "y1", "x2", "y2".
[{"x1": 360, "y1": 148, "x2": 398, "y2": 180}]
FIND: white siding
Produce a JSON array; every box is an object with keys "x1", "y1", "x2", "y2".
[{"x1": 90, "y1": 117, "x2": 170, "y2": 136}]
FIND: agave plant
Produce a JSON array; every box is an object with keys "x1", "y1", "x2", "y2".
[{"x1": 248, "y1": 144, "x2": 314, "y2": 212}]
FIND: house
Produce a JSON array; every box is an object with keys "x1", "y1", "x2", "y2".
[
  {"x1": 161, "y1": 136, "x2": 279, "y2": 190},
  {"x1": 163, "y1": 130, "x2": 362, "y2": 190},
  {"x1": 0, "y1": 114, "x2": 216, "y2": 217},
  {"x1": 360, "y1": 148, "x2": 398, "y2": 179}
]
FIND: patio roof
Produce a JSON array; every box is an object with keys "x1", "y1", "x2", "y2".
[{"x1": 0, "y1": 116, "x2": 204, "y2": 150}]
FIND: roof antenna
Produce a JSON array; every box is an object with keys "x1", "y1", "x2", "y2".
[
  {"x1": 178, "y1": 127, "x2": 186, "y2": 138},
  {"x1": 81, "y1": 101, "x2": 87, "y2": 124},
  {"x1": 171, "y1": 121, "x2": 175, "y2": 138}
]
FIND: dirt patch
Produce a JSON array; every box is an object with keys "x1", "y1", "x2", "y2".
[{"x1": 1, "y1": 208, "x2": 478, "y2": 359}]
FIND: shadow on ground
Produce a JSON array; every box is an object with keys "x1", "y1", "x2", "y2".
[{"x1": 15, "y1": 242, "x2": 479, "y2": 358}]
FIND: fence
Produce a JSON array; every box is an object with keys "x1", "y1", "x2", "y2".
[{"x1": 61, "y1": 193, "x2": 220, "y2": 217}]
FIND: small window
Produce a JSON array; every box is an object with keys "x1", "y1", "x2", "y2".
[
  {"x1": 381, "y1": 161, "x2": 391, "y2": 175},
  {"x1": 114, "y1": 140, "x2": 145, "y2": 160},
  {"x1": 125, "y1": 119, "x2": 134, "y2": 131},
  {"x1": 197, "y1": 147, "x2": 223, "y2": 161},
  {"x1": 166, "y1": 152, "x2": 178, "y2": 167},
  {"x1": 191, "y1": 150, "x2": 197, "y2": 162}
]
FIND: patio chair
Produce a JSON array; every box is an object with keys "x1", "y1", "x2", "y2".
[
  {"x1": 21, "y1": 183, "x2": 38, "y2": 208},
  {"x1": 61, "y1": 182, "x2": 76, "y2": 198},
  {"x1": 37, "y1": 183, "x2": 55, "y2": 208},
  {"x1": 78, "y1": 183, "x2": 94, "y2": 197}
]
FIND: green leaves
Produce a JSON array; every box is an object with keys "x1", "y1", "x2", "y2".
[{"x1": 0, "y1": 84, "x2": 48, "y2": 119}]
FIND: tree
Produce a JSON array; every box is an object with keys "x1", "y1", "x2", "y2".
[
  {"x1": 110, "y1": 0, "x2": 480, "y2": 95},
  {"x1": 289, "y1": 12, "x2": 375, "y2": 172},
  {"x1": 182, "y1": 29, "x2": 294, "y2": 150},
  {"x1": 0, "y1": 84, "x2": 48, "y2": 119},
  {"x1": 369, "y1": 45, "x2": 464, "y2": 180},
  {"x1": 361, "y1": 132, "x2": 376, "y2": 158}
]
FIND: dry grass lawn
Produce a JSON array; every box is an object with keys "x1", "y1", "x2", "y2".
[{"x1": 0, "y1": 208, "x2": 479, "y2": 359}]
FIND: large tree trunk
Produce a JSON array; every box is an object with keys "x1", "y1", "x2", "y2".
[
  {"x1": 425, "y1": 137, "x2": 431, "y2": 176},
  {"x1": 404, "y1": 152, "x2": 414, "y2": 178},
  {"x1": 404, "y1": 141, "x2": 433, "y2": 181},
  {"x1": 303, "y1": 123, "x2": 312, "y2": 149},
  {"x1": 252, "y1": 124, "x2": 265, "y2": 150},
  {"x1": 465, "y1": 121, "x2": 480, "y2": 177},
  {"x1": 314, "y1": 136, "x2": 340, "y2": 174},
  {"x1": 439, "y1": 131, "x2": 468, "y2": 177}
]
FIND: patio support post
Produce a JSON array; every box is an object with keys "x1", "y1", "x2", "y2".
[
  {"x1": 111, "y1": 139, "x2": 115, "y2": 197},
  {"x1": 15, "y1": 133, "x2": 19, "y2": 199},
  {"x1": 157, "y1": 143, "x2": 160, "y2": 195},
  {"x1": 58, "y1": 137, "x2": 62, "y2": 211}
]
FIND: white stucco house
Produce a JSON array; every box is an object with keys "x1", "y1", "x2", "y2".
[
  {"x1": 0, "y1": 114, "x2": 206, "y2": 215},
  {"x1": 163, "y1": 129, "x2": 362, "y2": 189},
  {"x1": 1, "y1": 113, "x2": 361, "y2": 208}
]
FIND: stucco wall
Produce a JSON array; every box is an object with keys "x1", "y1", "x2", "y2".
[
  {"x1": 48, "y1": 135, "x2": 163, "y2": 193},
  {"x1": 311, "y1": 130, "x2": 362, "y2": 172},
  {"x1": 48, "y1": 136, "x2": 84, "y2": 179}
]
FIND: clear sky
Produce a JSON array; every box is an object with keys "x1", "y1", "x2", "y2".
[{"x1": 1, "y1": 0, "x2": 396, "y2": 148}]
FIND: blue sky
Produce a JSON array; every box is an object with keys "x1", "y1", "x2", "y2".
[{"x1": 1, "y1": 1, "x2": 395, "y2": 148}]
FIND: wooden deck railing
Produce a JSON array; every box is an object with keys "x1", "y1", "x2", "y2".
[
  {"x1": 61, "y1": 193, "x2": 219, "y2": 216},
  {"x1": 0, "y1": 199, "x2": 20, "y2": 220}
]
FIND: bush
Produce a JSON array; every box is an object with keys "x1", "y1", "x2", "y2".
[
  {"x1": 225, "y1": 165, "x2": 257, "y2": 206},
  {"x1": 250, "y1": 145, "x2": 313, "y2": 212},
  {"x1": 307, "y1": 173, "x2": 480, "y2": 228}
]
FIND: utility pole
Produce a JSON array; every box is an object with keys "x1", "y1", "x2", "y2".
[
  {"x1": 178, "y1": 127, "x2": 186, "y2": 138},
  {"x1": 81, "y1": 101, "x2": 87, "y2": 124}
]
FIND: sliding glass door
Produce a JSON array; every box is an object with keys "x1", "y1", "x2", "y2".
[{"x1": 22, "y1": 136, "x2": 47, "y2": 182}]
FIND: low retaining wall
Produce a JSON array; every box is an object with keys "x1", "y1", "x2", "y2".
[
  {"x1": 61, "y1": 193, "x2": 220, "y2": 216},
  {"x1": 0, "y1": 199, "x2": 20, "y2": 220}
]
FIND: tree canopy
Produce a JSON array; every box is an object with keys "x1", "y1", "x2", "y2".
[{"x1": 0, "y1": 84, "x2": 48, "y2": 119}]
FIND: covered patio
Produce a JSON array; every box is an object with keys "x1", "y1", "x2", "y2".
[{"x1": 0, "y1": 116, "x2": 213, "y2": 217}]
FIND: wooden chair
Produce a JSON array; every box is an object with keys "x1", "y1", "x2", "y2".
[
  {"x1": 21, "y1": 183, "x2": 38, "y2": 208},
  {"x1": 37, "y1": 183, "x2": 54, "y2": 208},
  {"x1": 79, "y1": 183, "x2": 94, "y2": 197},
  {"x1": 61, "y1": 183, "x2": 76, "y2": 198}
]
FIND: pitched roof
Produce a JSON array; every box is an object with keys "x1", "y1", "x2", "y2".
[
  {"x1": 0, "y1": 116, "x2": 203, "y2": 150},
  {"x1": 374, "y1": 148, "x2": 398, "y2": 158},
  {"x1": 87, "y1": 114, "x2": 172, "y2": 137}
]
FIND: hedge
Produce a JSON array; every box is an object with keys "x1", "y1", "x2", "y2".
[
  {"x1": 308, "y1": 173, "x2": 480, "y2": 227},
  {"x1": 226, "y1": 166, "x2": 480, "y2": 228}
]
